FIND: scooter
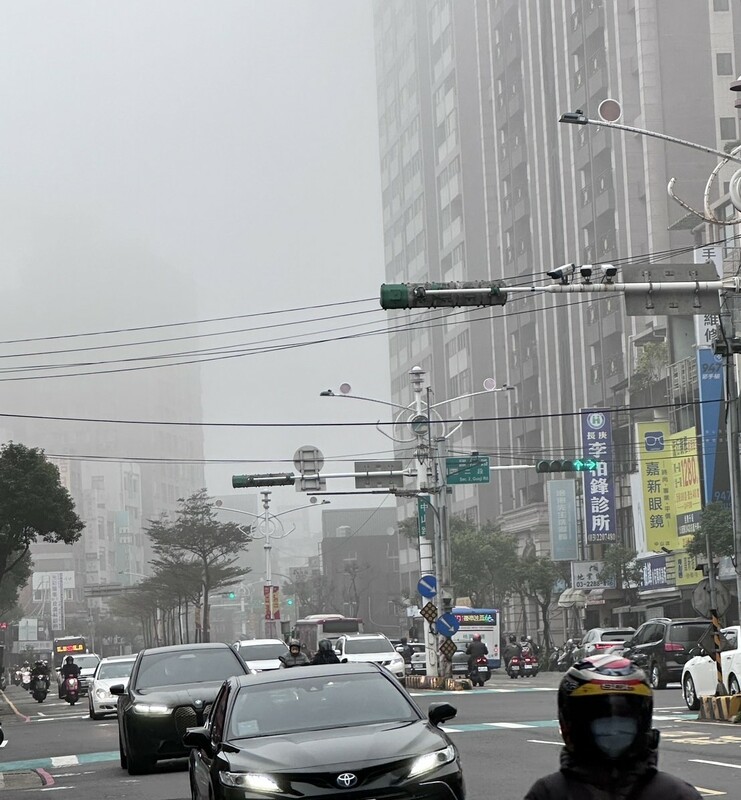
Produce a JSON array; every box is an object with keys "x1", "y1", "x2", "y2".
[
  {"x1": 470, "y1": 656, "x2": 491, "y2": 687},
  {"x1": 63, "y1": 676, "x2": 79, "y2": 705},
  {"x1": 522, "y1": 652, "x2": 539, "y2": 677},
  {"x1": 31, "y1": 675, "x2": 48, "y2": 703},
  {"x1": 507, "y1": 654, "x2": 523, "y2": 679},
  {"x1": 11, "y1": 669, "x2": 20, "y2": 686},
  {"x1": 20, "y1": 669, "x2": 31, "y2": 691}
]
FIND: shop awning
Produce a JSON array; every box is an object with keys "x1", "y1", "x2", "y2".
[
  {"x1": 637, "y1": 587, "x2": 682, "y2": 607},
  {"x1": 557, "y1": 588, "x2": 587, "y2": 609},
  {"x1": 585, "y1": 588, "x2": 624, "y2": 606}
]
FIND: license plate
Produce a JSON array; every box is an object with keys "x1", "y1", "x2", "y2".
[{"x1": 478, "y1": 666, "x2": 488, "y2": 671}]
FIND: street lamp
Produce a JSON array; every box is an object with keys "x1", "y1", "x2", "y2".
[{"x1": 215, "y1": 497, "x2": 329, "y2": 638}]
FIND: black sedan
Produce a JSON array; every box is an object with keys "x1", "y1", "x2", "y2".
[
  {"x1": 184, "y1": 661, "x2": 464, "y2": 800},
  {"x1": 112, "y1": 642, "x2": 251, "y2": 775}
]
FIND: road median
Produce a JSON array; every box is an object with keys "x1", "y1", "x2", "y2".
[{"x1": 698, "y1": 694, "x2": 741, "y2": 722}]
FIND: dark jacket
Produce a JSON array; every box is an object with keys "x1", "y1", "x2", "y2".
[
  {"x1": 60, "y1": 663, "x2": 81, "y2": 679},
  {"x1": 465, "y1": 641, "x2": 488, "y2": 659},
  {"x1": 503, "y1": 642, "x2": 521, "y2": 665},
  {"x1": 311, "y1": 649, "x2": 340, "y2": 665},
  {"x1": 524, "y1": 744, "x2": 701, "y2": 800},
  {"x1": 279, "y1": 652, "x2": 311, "y2": 668}
]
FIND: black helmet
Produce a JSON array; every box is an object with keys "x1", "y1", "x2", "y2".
[
  {"x1": 508, "y1": 635, "x2": 516, "y2": 644},
  {"x1": 65, "y1": 656, "x2": 74, "y2": 665},
  {"x1": 558, "y1": 654, "x2": 653, "y2": 762},
  {"x1": 318, "y1": 639, "x2": 333, "y2": 652},
  {"x1": 34, "y1": 660, "x2": 43, "y2": 667}
]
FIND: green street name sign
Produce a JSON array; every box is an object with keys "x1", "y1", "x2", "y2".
[{"x1": 446, "y1": 456, "x2": 491, "y2": 485}]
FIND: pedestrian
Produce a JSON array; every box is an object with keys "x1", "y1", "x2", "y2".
[{"x1": 523, "y1": 653, "x2": 701, "y2": 799}]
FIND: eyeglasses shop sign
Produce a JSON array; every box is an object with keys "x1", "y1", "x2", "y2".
[{"x1": 570, "y1": 561, "x2": 616, "y2": 590}]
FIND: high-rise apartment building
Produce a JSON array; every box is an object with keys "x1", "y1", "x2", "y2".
[{"x1": 373, "y1": 0, "x2": 741, "y2": 606}]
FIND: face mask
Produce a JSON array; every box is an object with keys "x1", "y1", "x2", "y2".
[{"x1": 590, "y1": 716, "x2": 638, "y2": 759}]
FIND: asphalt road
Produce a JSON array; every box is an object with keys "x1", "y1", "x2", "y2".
[{"x1": 0, "y1": 673, "x2": 738, "y2": 797}]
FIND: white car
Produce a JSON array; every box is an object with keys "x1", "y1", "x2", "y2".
[
  {"x1": 232, "y1": 638, "x2": 290, "y2": 672},
  {"x1": 88, "y1": 655, "x2": 136, "y2": 719},
  {"x1": 681, "y1": 625, "x2": 741, "y2": 710},
  {"x1": 334, "y1": 633, "x2": 406, "y2": 679}
]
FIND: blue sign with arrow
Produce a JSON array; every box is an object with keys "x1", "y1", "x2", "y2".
[
  {"x1": 435, "y1": 611, "x2": 460, "y2": 637},
  {"x1": 417, "y1": 575, "x2": 437, "y2": 599}
]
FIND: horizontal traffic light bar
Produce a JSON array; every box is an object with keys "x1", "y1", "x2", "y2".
[
  {"x1": 380, "y1": 281, "x2": 507, "y2": 310},
  {"x1": 232, "y1": 472, "x2": 296, "y2": 488},
  {"x1": 535, "y1": 459, "x2": 602, "y2": 473}
]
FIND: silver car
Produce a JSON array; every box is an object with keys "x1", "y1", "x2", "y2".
[{"x1": 88, "y1": 655, "x2": 136, "y2": 720}]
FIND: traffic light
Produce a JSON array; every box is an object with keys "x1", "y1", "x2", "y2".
[
  {"x1": 286, "y1": 597, "x2": 294, "y2": 607},
  {"x1": 535, "y1": 458, "x2": 601, "y2": 473},
  {"x1": 232, "y1": 472, "x2": 295, "y2": 488},
  {"x1": 228, "y1": 591, "x2": 236, "y2": 600},
  {"x1": 380, "y1": 281, "x2": 507, "y2": 310}
]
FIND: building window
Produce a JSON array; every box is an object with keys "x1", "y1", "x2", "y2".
[
  {"x1": 720, "y1": 117, "x2": 737, "y2": 141},
  {"x1": 717, "y1": 53, "x2": 733, "y2": 76},
  {"x1": 714, "y1": 0, "x2": 729, "y2": 10}
]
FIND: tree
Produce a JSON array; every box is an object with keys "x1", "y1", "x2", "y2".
[
  {"x1": 450, "y1": 518, "x2": 520, "y2": 609},
  {"x1": 599, "y1": 544, "x2": 643, "y2": 606},
  {"x1": 516, "y1": 554, "x2": 565, "y2": 653},
  {"x1": 685, "y1": 502, "x2": 733, "y2": 561},
  {"x1": 0, "y1": 551, "x2": 32, "y2": 619},
  {"x1": 146, "y1": 489, "x2": 251, "y2": 642},
  {"x1": 631, "y1": 342, "x2": 668, "y2": 390},
  {"x1": 0, "y1": 442, "x2": 84, "y2": 591}
]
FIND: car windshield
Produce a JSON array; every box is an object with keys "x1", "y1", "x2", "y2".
[
  {"x1": 239, "y1": 643, "x2": 288, "y2": 660},
  {"x1": 97, "y1": 661, "x2": 135, "y2": 680},
  {"x1": 600, "y1": 631, "x2": 634, "y2": 641},
  {"x1": 74, "y1": 655, "x2": 101, "y2": 670},
  {"x1": 228, "y1": 672, "x2": 417, "y2": 739},
  {"x1": 670, "y1": 624, "x2": 709, "y2": 644},
  {"x1": 135, "y1": 649, "x2": 243, "y2": 689},
  {"x1": 345, "y1": 639, "x2": 394, "y2": 654}
]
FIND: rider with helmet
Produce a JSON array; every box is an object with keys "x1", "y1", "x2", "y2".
[
  {"x1": 31, "y1": 659, "x2": 50, "y2": 682},
  {"x1": 502, "y1": 634, "x2": 522, "y2": 669},
  {"x1": 279, "y1": 639, "x2": 311, "y2": 668},
  {"x1": 59, "y1": 656, "x2": 81, "y2": 699},
  {"x1": 523, "y1": 653, "x2": 701, "y2": 799},
  {"x1": 465, "y1": 633, "x2": 489, "y2": 672},
  {"x1": 311, "y1": 639, "x2": 341, "y2": 665}
]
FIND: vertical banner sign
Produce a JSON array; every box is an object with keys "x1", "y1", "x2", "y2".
[
  {"x1": 272, "y1": 586, "x2": 281, "y2": 620},
  {"x1": 581, "y1": 409, "x2": 617, "y2": 543},
  {"x1": 636, "y1": 421, "x2": 677, "y2": 552},
  {"x1": 668, "y1": 427, "x2": 702, "y2": 538},
  {"x1": 548, "y1": 480, "x2": 579, "y2": 560},
  {"x1": 696, "y1": 347, "x2": 730, "y2": 505},
  {"x1": 264, "y1": 586, "x2": 281, "y2": 620},
  {"x1": 50, "y1": 571, "x2": 65, "y2": 631},
  {"x1": 417, "y1": 496, "x2": 428, "y2": 538}
]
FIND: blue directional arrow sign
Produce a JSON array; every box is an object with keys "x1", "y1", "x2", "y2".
[
  {"x1": 435, "y1": 611, "x2": 460, "y2": 637},
  {"x1": 417, "y1": 575, "x2": 437, "y2": 599}
]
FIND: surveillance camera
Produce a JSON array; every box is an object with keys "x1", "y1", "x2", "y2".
[
  {"x1": 579, "y1": 265, "x2": 593, "y2": 282},
  {"x1": 546, "y1": 264, "x2": 575, "y2": 284},
  {"x1": 601, "y1": 263, "x2": 618, "y2": 281}
]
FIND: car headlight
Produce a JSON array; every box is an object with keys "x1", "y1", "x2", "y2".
[
  {"x1": 132, "y1": 703, "x2": 171, "y2": 715},
  {"x1": 220, "y1": 772, "x2": 283, "y2": 793},
  {"x1": 95, "y1": 688, "x2": 110, "y2": 699},
  {"x1": 408, "y1": 745, "x2": 456, "y2": 778}
]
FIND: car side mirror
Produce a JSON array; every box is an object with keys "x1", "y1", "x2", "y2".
[
  {"x1": 109, "y1": 684, "x2": 126, "y2": 696},
  {"x1": 183, "y1": 726, "x2": 212, "y2": 751},
  {"x1": 428, "y1": 702, "x2": 457, "y2": 727}
]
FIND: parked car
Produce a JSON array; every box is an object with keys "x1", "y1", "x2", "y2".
[
  {"x1": 681, "y1": 625, "x2": 741, "y2": 710},
  {"x1": 185, "y1": 662, "x2": 464, "y2": 800},
  {"x1": 113, "y1": 642, "x2": 251, "y2": 775},
  {"x1": 232, "y1": 639, "x2": 289, "y2": 672},
  {"x1": 571, "y1": 627, "x2": 635, "y2": 662},
  {"x1": 334, "y1": 633, "x2": 405, "y2": 680},
  {"x1": 622, "y1": 617, "x2": 710, "y2": 689},
  {"x1": 88, "y1": 655, "x2": 137, "y2": 720}
]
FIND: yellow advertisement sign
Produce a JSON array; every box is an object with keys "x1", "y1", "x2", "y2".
[
  {"x1": 636, "y1": 421, "x2": 677, "y2": 552},
  {"x1": 668, "y1": 427, "x2": 702, "y2": 539}
]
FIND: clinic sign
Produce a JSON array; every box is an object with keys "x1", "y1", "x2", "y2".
[{"x1": 580, "y1": 409, "x2": 617, "y2": 544}]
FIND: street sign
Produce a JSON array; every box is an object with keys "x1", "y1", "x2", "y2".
[
  {"x1": 417, "y1": 575, "x2": 437, "y2": 599},
  {"x1": 420, "y1": 602, "x2": 438, "y2": 624},
  {"x1": 623, "y1": 262, "x2": 721, "y2": 317},
  {"x1": 436, "y1": 612, "x2": 460, "y2": 637},
  {"x1": 354, "y1": 460, "x2": 404, "y2": 489},
  {"x1": 446, "y1": 456, "x2": 490, "y2": 485},
  {"x1": 417, "y1": 497, "x2": 428, "y2": 538},
  {"x1": 439, "y1": 638, "x2": 457, "y2": 660},
  {"x1": 692, "y1": 578, "x2": 731, "y2": 618},
  {"x1": 293, "y1": 446, "x2": 324, "y2": 474}
]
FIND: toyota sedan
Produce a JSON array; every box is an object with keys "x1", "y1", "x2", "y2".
[{"x1": 184, "y1": 662, "x2": 464, "y2": 800}]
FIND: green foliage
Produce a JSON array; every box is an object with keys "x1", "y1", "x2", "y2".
[
  {"x1": 450, "y1": 518, "x2": 519, "y2": 609},
  {"x1": 0, "y1": 551, "x2": 32, "y2": 619},
  {"x1": 599, "y1": 544, "x2": 643, "y2": 589},
  {"x1": 631, "y1": 342, "x2": 668, "y2": 390},
  {"x1": 685, "y1": 503, "x2": 733, "y2": 560},
  {"x1": 0, "y1": 442, "x2": 84, "y2": 592}
]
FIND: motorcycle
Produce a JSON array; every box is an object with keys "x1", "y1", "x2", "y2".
[
  {"x1": 469, "y1": 656, "x2": 491, "y2": 687},
  {"x1": 522, "y1": 652, "x2": 539, "y2": 677},
  {"x1": 63, "y1": 676, "x2": 80, "y2": 705},
  {"x1": 31, "y1": 675, "x2": 49, "y2": 703},
  {"x1": 20, "y1": 669, "x2": 31, "y2": 691},
  {"x1": 11, "y1": 669, "x2": 21, "y2": 686},
  {"x1": 507, "y1": 654, "x2": 523, "y2": 679},
  {"x1": 548, "y1": 647, "x2": 562, "y2": 672}
]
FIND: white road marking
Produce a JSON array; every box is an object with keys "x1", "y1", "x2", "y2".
[
  {"x1": 689, "y1": 759, "x2": 741, "y2": 770},
  {"x1": 0, "y1": 740, "x2": 7, "y2": 748},
  {"x1": 696, "y1": 789, "x2": 727, "y2": 797},
  {"x1": 527, "y1": 739, "x2": 561, "y2": 745},
  {"x1": 50, "y1": 756, "x2": 79, "y2": 767},
  {"x1": 485, "y1": 722, "x2": 532, "y2": 729}
]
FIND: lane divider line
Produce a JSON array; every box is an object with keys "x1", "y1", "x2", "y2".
[{"x1": 689, "y1": 759, "x2": 741, "y2": 770}]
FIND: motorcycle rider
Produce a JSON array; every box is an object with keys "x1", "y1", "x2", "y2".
[
  {"x1": 398, "y1": 637, "x2": 414, "y2": 664},
  {"x1": 59, "y1": 655, "x2": 81, "y2": 697},
  {"x1": 465, "y1": 633, "x2": 489, "y2": 673},
  {"x1": 503, "y1": 635, "x2": 522, "y2": 669},
  {"x1": 523, "y1": 653, "x2": 701, "y2": 799},
  {"x1": 279, "y1": 639, "x2": 311, "y2": 668},
  {"x1": 311, "y1": 638, "x2": 341, "y2": 665},
  {"x1": 31, "y1": 659, "x2": 50, "y2": 686},
  {"x1": 524, "y1": 635, "x2": 540, "y2": 657}
]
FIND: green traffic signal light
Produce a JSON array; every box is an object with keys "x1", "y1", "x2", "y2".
[
  {"x1": 380, "y1": 281, "x2": 507, "y2": 310},
  {"x1": 228, "y1": 591, "x2": 236, "y2": 600},
  {"x1": 535, "y1": 458, "x2": 600, "y2": 473},
  {"x1": 286, "y1": 598, "x2": 294, "y2": 606}
]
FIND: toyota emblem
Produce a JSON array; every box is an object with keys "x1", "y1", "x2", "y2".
[{"x1": 336, "y1": 773, "x2": 358, "y2": 789}]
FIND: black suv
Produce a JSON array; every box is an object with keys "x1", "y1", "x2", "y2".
[{"x1": 622, "y1": 617, "x2": 710, "y2": 689}]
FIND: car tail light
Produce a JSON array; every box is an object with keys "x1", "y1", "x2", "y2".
[
  {"x1": 594, "y1": 643, "x2": 614, "y2": 650},
  {"x1": 664, "y1": 643, "x2": 684, "y2": 652}
]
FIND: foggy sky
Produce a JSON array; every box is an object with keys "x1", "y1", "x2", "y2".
[{"x1": 0, "y1": 1, "x2": 391, "y2": 508}]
